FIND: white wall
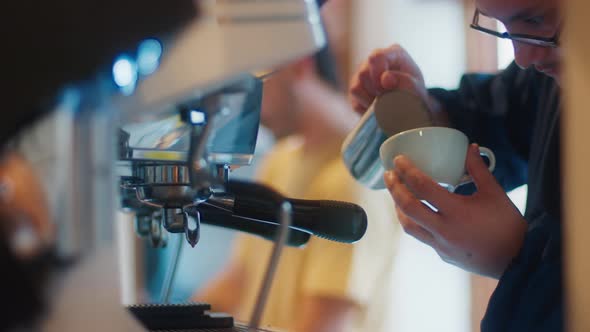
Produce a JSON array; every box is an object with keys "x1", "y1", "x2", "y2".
[{"x1": 351, "y1": 0, "x2": 467, "y2": 89}]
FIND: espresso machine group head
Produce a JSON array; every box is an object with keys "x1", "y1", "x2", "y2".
[{"x1": 118, "y1": 76, "x2": 267, "y2": 248}]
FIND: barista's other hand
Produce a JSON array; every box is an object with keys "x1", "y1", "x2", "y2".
[
  {"x1": 384, "y1": 144, "x2": 528, "y2": 279},
  {"x1": 348, "y1": 44, "x2": 428, "y2": 114}
]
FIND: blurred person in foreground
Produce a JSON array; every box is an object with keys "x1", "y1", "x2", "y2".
[
  {"x1": 0, "y1": 151, "x2": 55, "y2": 330},
  {"x1": 349, "y1": 0, "x2": 563, "y2": 330},
  {"x1": 193, "y1": 9, "x2": 399, "y2": 332}
]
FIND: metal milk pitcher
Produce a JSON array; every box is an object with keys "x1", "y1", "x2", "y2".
[{"x1": 341, "y1": 90, "x2": 432, "y2": 189}]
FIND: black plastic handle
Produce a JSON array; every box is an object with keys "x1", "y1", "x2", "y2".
[
  {"x1": 187, "y1": 206, "x2": 311, "y2": 247},
  {"x1": 232, "y1": 197, "x2": 367, "y2": 243},
  {"x1": 227, "y1": 180, "x2": 368, "y2": 243}
]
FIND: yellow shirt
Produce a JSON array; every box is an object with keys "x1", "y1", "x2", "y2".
[{"x1": 232, "y1": 136, "x2": 400, "y2": 332}]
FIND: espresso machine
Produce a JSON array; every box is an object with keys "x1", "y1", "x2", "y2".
[
  {"x1": 32, "y1": 0, "x2": 368, "y2": 331},
  {"x1": 113, "y1": 1, "x2": 367, "y2": 330}
]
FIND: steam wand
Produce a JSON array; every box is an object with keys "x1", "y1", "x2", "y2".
[{"x1": 249, "y1": 201, "x2": 292, "y2": 329}]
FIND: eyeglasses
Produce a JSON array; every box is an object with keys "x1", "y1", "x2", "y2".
[{"x1": 470, "y1": 9, "x2": 559, "y2": 48}]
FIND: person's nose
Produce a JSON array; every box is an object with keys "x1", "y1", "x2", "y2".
[{"x1": 512, "y1": 42, "x2": 550, "y2": 69}]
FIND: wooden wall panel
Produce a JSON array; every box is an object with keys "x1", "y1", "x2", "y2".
[{"x1": 564, "y1": 0, "x2": 590, "y2": 330}]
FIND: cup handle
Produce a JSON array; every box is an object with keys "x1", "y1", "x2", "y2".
[{"x1": 457, "y1": 146, "x2": 496, "y2": 188}]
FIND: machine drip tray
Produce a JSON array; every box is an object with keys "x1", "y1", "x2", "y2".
[
  {"x1": 152, "y1": 324, "x2": 276, "y2": 332},
  {"x1": 127, "y1": 303, "x2": 276, "y2": 331}
]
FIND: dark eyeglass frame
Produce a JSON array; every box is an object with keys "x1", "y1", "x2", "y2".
[{"x1": 470, "y1": 9, "x2": 559, "y2": 48}]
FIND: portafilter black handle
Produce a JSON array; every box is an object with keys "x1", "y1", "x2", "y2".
[
  {"x1": 186, "y1": 205, "x2": 311, "y2": 247},
  {"x1": 226, "y1": 180, "x2": 368, "y2": 243}
]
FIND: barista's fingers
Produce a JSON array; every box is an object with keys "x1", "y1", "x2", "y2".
[
  {"x1": 381, "y1": 71, "x2": 429, "y2": 102},
  {"x1": 349, "y1": 81, "x2": 373, "y2": 112},
  {"x1": 368, "y1": 49, "x2": 391, "y2": 93},
  {"x1": 393, "y1": 155, "x2": 457, "y2": 211},
  {"x1": 382, "y1": 44, "x2": 426, "y2": 84},
  {"x1": 396, "y1": 206, "x2": 436, "y2": 245},
  {"x1": 465, "y1": 143, "x2": 498, "y2": 194},
  {"x1": 385, "y1": 171, "x2": 442, "y2": 233},
  {"x1": 349, "y1": 63, "x2": 377, "y2": 113},
  {"x1": 350, "y1": 99, "x2": 367, "y2": 113},
  {"x1": 358, "y1": 65, "x2": 380, "y2": 98}
]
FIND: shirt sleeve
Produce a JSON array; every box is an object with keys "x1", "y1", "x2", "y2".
[{"x1": 428, "y1": 62, "x2": 543, "y2": 192}]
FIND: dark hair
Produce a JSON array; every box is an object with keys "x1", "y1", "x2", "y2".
[
  {"x1": 313, "y1": 43, "x2": 342, "y2": 91},
  {"x1": 316, "y1": 0, "x2": 330, "y2": 8},
  {"x1": 313, "y1": 0, "x2": 342, "y2": 91}
]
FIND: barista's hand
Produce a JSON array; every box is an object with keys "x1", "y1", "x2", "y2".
[
  {"x1": 348, "y1": 44, "x2": 429, "y2": 114},
  {"x1": 384, "y1": 144, "x2": 528, "y2": 279}
]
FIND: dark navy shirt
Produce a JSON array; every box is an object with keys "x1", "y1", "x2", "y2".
[{"x1": 430, "y1": 62, "x2": 563, "y2": 332}]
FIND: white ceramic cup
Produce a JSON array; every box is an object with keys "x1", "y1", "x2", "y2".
[{"x1": 379, "y1": 127, "x2": 496, "y2": 191}]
